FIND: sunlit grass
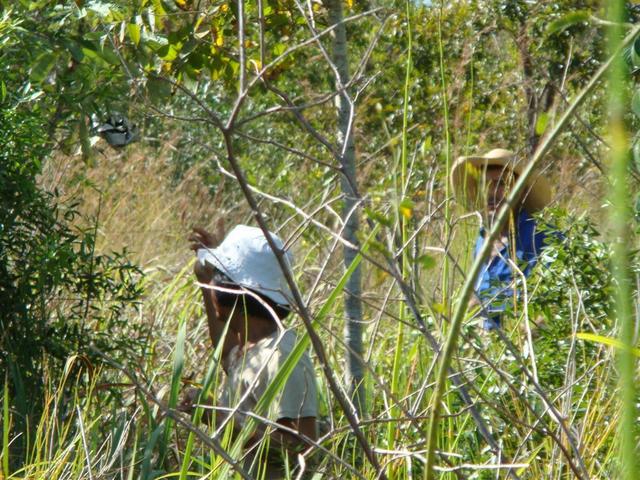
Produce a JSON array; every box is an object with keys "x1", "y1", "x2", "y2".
[{"x1": 5, "y1": 21, "x2": 633, "y2": 476}]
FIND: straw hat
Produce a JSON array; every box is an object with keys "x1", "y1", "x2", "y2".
[
  {"x1": 450, "y1": 148, "x2": 552, "y2": 212},
  {"x1": 196, "y1": 225, "x2": 294, "y2": 306}
]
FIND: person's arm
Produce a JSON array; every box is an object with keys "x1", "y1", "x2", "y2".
[
  {"x1": 193, "y1": 259, "x2": 239, "y2": 360},
  {"x1": 274, "y1": 416, "x2": 317, "y2": 446},
  {"x1": 190, "y1": 225, "x2": 239, "y2": 361}
]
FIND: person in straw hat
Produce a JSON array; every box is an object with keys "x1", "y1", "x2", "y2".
[
  {"x1": 181, "y1": 224, "x2": 318, "y2": 477},
  {"x1": 450, "y1": 148, "x2": 553, "y2": 330}
]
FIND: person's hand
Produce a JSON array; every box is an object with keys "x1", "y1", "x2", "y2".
[
  {"x1": 189, "y1": 227, "x2": 218, "y2": 251},
  {"x1": 178, "y1": 386, "x2": 214, "y2": 423},
  {"x1": 189, "y1": 219, "x2": 225, "y2": 252},
  {"x1": 177, "y1": 386, "x2": 201, "y2": 415},
  {"x1": 189, "y1": 220, "x2": 225, "y2": 282},
  {"x1": 468, "y1": 296, "x2": 480, "y2": 308}
]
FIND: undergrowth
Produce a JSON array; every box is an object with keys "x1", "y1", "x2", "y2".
[{"x1": 0, "y1": 147, "x2": 626, "y2": 480}]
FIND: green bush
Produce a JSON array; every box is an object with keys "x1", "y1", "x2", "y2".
[
  {"x1": 0, "y1": 105, "x2": 148, "y2": 464},
  {"x1": 529, "y1": 209, "x2": 614, "y2": 388}
]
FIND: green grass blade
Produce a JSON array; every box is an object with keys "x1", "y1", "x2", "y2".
[
  {"x1": 178, "y1": 319, "x2": 230, "y2": 480},
  {"x1": 3, "y1": 372, "x2": 10, "y2": 478},
  {"x1": 577, "y1": 332, "x2": 640, "y2": 357},
  {"x1": 126, "y1": 424, "x2": 138, "y2": 480},
  {"x1": 140, "y1": 424, "x2": 164, "y2": 480},
  {"x1": 607, "y1": 1, "x2": 639, "y2": 478},
  {"x1": 161, "y1": 318, "x2": 187, "y2": 462}
]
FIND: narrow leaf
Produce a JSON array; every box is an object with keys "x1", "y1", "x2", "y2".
[
  {"x1": 29, "y1": 52, "x2": 56, "y2": 83},
  {"x1": 577, "y1": 332, "x2": 640, "y2": 357},
  {"x1": 535, "y1": 112, "x2": 549, "y2": 136},
  {"x1": 546, "y1": 11, "x2": 590, "y2": 36},
  {"x1": 2, "y1": 373, "x2": 9, "y2": 479},
  {"x1": 127, "y1": 23, "x2": 141, "y2": 46}
]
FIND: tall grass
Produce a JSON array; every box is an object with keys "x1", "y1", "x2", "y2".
[
  {"x1": 607, "y1": 1, "x2": 639, "y2": 479},
  {"x1": 15, "y1": 135, "x2": 619, "y2": 479},
  {"x1": 4, "y1": 9, "x2": 638, "y2": 480},
  {"x1": 386, "y1": 0, "x2": 413, "y2": 459}
]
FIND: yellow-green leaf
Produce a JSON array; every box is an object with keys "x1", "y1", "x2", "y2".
[
  {"x1": 535, "y1": 112, "x2": 549, "y2": 136},
  {"x1": 127, "y1": 23, "x2": 141, "y2": 46},
  {"x1": 399, "y1": 198, "x2": 414, "y2": 220},
  {"x1": 577, "y1": 332, "x2": 640, "y2": 357},
  {"x1": 433, "y1": 303, "x2": 446, "y2": 315}
]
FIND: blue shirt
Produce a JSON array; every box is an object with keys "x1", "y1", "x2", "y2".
[{"x1": 473, "y1": 210, "x2": 547, "y2": 329}]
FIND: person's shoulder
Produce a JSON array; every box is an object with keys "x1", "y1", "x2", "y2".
[
  {"x1": 256, "y1": 329, "x2": 298, "y2": 357},
  {"x1": 275, "y1": 329, "x2": 301, "y2": 355}
]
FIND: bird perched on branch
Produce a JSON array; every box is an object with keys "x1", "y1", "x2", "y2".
[{"x1": 92, "y1": 113, "x2": 139, "y2": 147}]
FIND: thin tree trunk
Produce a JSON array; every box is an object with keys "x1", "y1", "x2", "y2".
[{"x1": 324, "y1": 0, "x2": 365, "y2": 417}]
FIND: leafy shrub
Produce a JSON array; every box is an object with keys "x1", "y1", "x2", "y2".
[
  {"x1": 0, "y1": 105, "x2": 148, "y2": 464},
  {"x1": 528, "y1": 208, "x2": 614, "y2": 388}
]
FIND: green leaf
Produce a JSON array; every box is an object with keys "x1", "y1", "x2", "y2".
[
  {"x1": 60, "y1": 38, "x2": 85, "y2": 62},
  {"x1": 632, "y1": 37, "x2": 640, "y2": 67},
  {"x1": 535, "y1": 112, "x2": 549, "y2": 136},
  {"x1": 151, "y1": 0, "x2": 167, "y2": 17},
  {"x1": 29, "y1": 52, "x2": 56, "y2": 83},
  {"x1": 417, "y1": 254, "x2": 436, "y2": 270},
  {"x1": 140, "y1": 31, "x2": 168, "y2": 50},
  {"x1": 145, "y1": 77, "x2": 172, "y2": 101},
  {"x1": 432, "y1": 302, "x2": 446, "y2": 315},
  {"x1": 420, "y1": 136, "x2": 432, "y2": 157},
  {"x1": 179, "y1": 306, "x2": 229, "y2": 480},
  {"x1": 398, "y1": 198, "x2": 415, "y2": 220},
  {"x1": 140, "y1": 424, "x2": 164, "y2": 480},
  {"x1": 633, "y1": 140, "x2": 640, "y2": 172},
  {"x1": 158, "y1": 44, "x2": 178, "y2": 61},
  {"x1": 160, "y1": 319, "x2": 186, "y2": 462},
  {"x1": 3, "y1": 373, "x2": 9, "y2": 479},
  {"x1": 272, "y1": 42, "x2": 286, "y2": 56},
  {"x1": 127, "y1": 23, "x2": 141, "y2": 46},
  {"x1": 98, "y1": 45, "x2": 121, "y2": 65},
  {"x1": 546, "y1": 11, "x2": 590, "y2": 36},
  {"x1": 577, "y1": 332, "x2": 640, "y2": 357},
  {"x1": 364, "y1": 207, "x2": 393, "y2": 228},
  {"x1": 78, "y1": 37, "x2": 120, "y2": 65}
]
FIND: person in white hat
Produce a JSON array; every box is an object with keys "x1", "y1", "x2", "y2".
[
  {"x1": 183, "y1": 224, "x2": 318, "y2": 474},
  {"x1": 451, "y1": 148, "x2": 553, "y2": 330}
]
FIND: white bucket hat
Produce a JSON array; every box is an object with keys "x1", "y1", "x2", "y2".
[
  {"x1": 196, "y1": 225, "x2": 294, "y2": 307},
  {"x1": 450, "y1": 148, "x2": 552, "y2": 212}
]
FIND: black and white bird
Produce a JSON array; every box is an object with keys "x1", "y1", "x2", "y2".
[{"x1": 92, "y1": 113, "x2": 139, "y2": 147}]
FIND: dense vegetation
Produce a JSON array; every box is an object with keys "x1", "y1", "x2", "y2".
[{"x1": 1, "y1": 0, "x2": 639, "y2": 479}]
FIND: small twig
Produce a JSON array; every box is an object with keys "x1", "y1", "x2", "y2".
[{"x1": 237, "y1": 0, "x2": 246, "y2": 94}]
